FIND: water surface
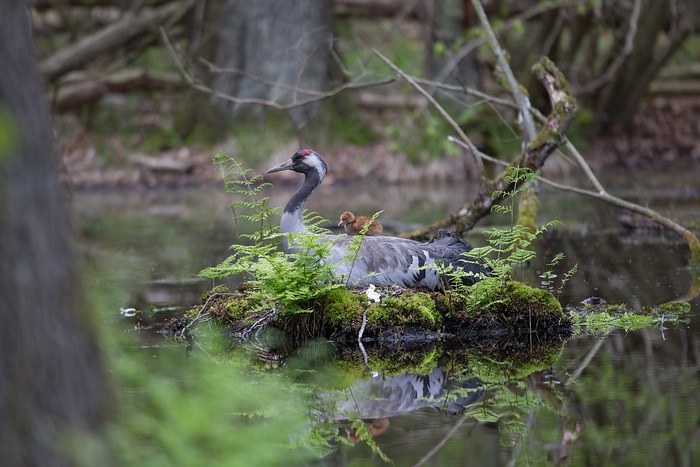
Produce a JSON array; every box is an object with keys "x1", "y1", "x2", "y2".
[{"x1": 75, "y1": 162, "x2": 700, "y2": 465}]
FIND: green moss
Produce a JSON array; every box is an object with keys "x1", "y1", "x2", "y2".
[
  {"x1": 192, "y1": 278, "x2": 573, "y2": 344},
  {"x1": 366, "y1": 347, "x2": 441, "y2": 376},
  {"x1": 200, "y1": 284, "x2": 230, "y2": 303},
  {"x1": 367, "y1": 291, "x2": 440, "y2": 328},
  {"x1": 571, "y1": 307, "x2": 651, "y2": 334},
  {"x1": 392, "y1": 292, "x2": 440, "y2": 323},
  {"x1": 657, "y1": 300, "x2": 691, "y2": 315},
  {"x1": 465, "y1": 278, "x2": 563, "y2": 319},
  {"x1": 468, "y1": 342, "x2": 565, "y2": 382},
  {"x1": 224, "y1": 296, "x2": 249, "y2": 321},
  {"x1": 321, "y1": 287, "x2": 365, "y2": 325},
  {"x1": 516, "y1": 191, "x2": 539, "y2": 234},
  {"x1": 570, "y1": 299, "x2": 692, "y2": 335}
]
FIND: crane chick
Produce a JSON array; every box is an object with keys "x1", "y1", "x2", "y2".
[{"x1": 338, "y1": 211, "x2": 383, "y2": 236}]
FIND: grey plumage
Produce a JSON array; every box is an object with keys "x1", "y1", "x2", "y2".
[{"x1": 266, "y1": 149, "x2": 488, "y2": 291}]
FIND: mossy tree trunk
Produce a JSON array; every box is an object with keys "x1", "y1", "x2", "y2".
[{"x1": 0, "y1": 2, "x2": 109, "y2": 465}]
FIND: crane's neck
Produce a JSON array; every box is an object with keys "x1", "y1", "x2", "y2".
[{"x1": 280, "y1": 168, "x2": 323, "y2": 250}]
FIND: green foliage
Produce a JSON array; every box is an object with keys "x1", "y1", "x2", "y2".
[
  {"x1": 467, "y1": 167, "x2": 571, "y2": 286},
  {"x1": 385, "y1": 110, "x2": 461, "y2": 163},
  {"x1": 199, "y1": 153, "x2": 347, "y2": 314},
  {"x1": 432, "y1": 166, "x2": 577, "y2": 316},
  {"x1": 569, "y1": 301, "x2": 691, "y2": 335},
  {"x1": 100, "y1": 315, "x2": 314, "y2": 466},
  {"x1": 540, "y1": 253, "x2": 578, "y2": 298},
  {"x1": 214, "y1": 151, "x2": 277, "y2": 244},
  {"x1": 346, "y1": 418, "x2": 392, "y2": 463},
  {"x1": 0, "y1": 109, "x2": 18, "y2": 165}
]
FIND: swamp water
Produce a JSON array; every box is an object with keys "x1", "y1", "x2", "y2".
[{"x1": 75, "y1": 164, "x2": 700, "y2": 465}]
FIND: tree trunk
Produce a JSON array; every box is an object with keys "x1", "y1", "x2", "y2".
[
  {"x1": 211, "y1": 0, "x2": 334, "y2": 127},
  {"x1": 596, "y1": 0, "x2": 697, "y2": 131},
  {"x1": 0, "y1": 2, "x2": 108, "y2": 465}
]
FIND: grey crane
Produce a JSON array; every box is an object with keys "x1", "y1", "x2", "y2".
[{"x1": 266, "y1": 149, "x2": 489, "y2": 291}]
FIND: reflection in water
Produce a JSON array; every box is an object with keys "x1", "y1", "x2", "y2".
[
  {"x1": 531, "y1": 229, "x2": 692, "y2": 308},
  {"x1": 320, "y1": 368, "x2": 483, "y2": 421},
  {"x1": 73, "y1": 163, "x2": 700, "y2": 465}
]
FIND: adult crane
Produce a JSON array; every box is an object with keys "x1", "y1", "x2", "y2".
[{"x1": 266, "y1": 149, "x2": 489, "y2": 291}]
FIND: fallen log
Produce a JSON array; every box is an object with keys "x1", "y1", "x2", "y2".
[
  {"x1": 39, "y1": 0, "x2": 193, "y2": 82},
  {"x1": 52, "y1": 69, "x2": 183, "y2": 111}
]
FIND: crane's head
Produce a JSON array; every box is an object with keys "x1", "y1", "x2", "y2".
[{"x1": 266, "y1": 149, "x2": 327, "y2": 179}]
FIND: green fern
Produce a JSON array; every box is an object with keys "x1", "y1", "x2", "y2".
[
  {"x1": 437, "y1": 166, "x2": 577, "y2": 301},
  {"x1": 199, "y1": 153, "x2": 343, "y2": 315},
  {"x1": 212, "y1": 151, "x2": 277, "y2": 245}
]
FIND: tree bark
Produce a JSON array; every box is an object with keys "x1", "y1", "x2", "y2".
[
  {"x1": 211, "y1": 0, "x2": 334, "y2": 127},
  {"x1": 0, "y1": 2, "x2": 109, "y2": 465},
  {"x1": 595, "y1": 0, "x2": 698, "y2": 130}
]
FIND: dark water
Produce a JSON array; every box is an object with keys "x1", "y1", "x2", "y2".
[{"x1": 75, "y1": 163, "x2": 700, "y2": 465}]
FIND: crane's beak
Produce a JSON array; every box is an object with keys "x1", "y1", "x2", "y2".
[{"x1": 265, "y1": 158, "x2": 294, "y2": 174}]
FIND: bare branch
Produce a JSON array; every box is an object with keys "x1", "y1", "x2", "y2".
[
  {"x1": 470, "y1": 0, "x2": 537, "y2": 143},
  {"x1": 404, "y1": 57, "x2": 577, "y2": 241},
  {"x1": 428, "y1": 0, "x2": 583, "y2": 101},
  {"x1": 161, "y1": 28, "x2": 394, "y2": 111},
  {"x1": 447, "y1": 96, "x2": 700, "y2": 265},
  {"x1": 373, "y1": 49, "x2": 485, "y2": 176}
]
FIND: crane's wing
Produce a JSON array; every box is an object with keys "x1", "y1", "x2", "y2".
[{"x1": 325, "y1": 234, "x2": 485, "y2": 290}]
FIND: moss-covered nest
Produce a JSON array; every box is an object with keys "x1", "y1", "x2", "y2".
[
  {"x1": 442, "y1": 278, "x2": 568, "y2": 337},
  {"x1": 178, "y1": 278, "x2": 571, "y2": 346}
]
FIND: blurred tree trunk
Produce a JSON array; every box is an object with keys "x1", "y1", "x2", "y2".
[
  {"x1": 0, "y1": 2, "x2": 108, "y2": 465},
  {"x1": 211, "y1": 0, "x2": 334, "y2": 128},
  {"x1": 594, "y1": 0, "x2": 698, "y2": 131}
]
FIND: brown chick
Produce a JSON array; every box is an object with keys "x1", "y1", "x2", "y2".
[{"x1": 338, "y1": 211, "x2": 383, "y2": 236}]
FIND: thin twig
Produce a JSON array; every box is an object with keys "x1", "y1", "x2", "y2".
[
  {"x1": 185, "y1": 292, "x2": 232, "y2": 331},
  {"x1": 374, "y1": 49, "x2": 484, "y2": 175},
  {"x1": 413, "y1": 412, "x2": 471, "y2": 466},
  {"x1": 358, "y1": 306, "x2": 368, "y2": 343},
  {"x1": 565, "y1": 332, "x2": 610, "y2": 386},
  {"x1": 161, "y1": 27, "x2": 393, "y2": 111},
  {"x1": 242, "y1": 308, "x2": 279, "y2": 339},
  {"x1": 426, "y1": 0, "x2": 583, "y2": 101}
]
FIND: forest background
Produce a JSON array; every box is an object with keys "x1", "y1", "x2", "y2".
[
  {"x1": 2, "y1": 0, "x2": 700, "y2": 464},
  {"x1": 32, "y1": 0, "x2": 700, "y2": 188}
]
